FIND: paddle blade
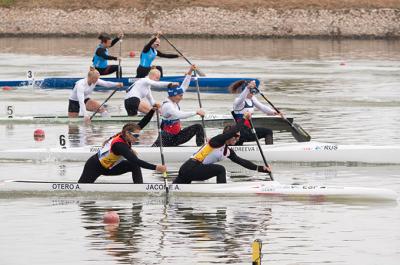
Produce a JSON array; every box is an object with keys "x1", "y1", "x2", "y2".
[{"x1": 289, "y1": 122, "x2": 311, "y2": 142}]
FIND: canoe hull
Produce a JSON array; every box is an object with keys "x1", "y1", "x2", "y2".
[
  {"x1": 0, "y1": 76, "x2": 260, "y2": 93},
  {"x1": 0, "y1": 180, "x2": 397, "y2": 201},
  {"x1": 0, "y1": 114, "x2": 293, "y2": 131},
  {"x1": 1, "y1": 142, "x2": 399, "y2": 164}
]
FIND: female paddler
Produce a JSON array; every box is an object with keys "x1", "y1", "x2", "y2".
[
  {"x1": 92, "y1": 33, "x2": 123, "y2": 78},
  {"x1": 68, "y1": 67, "x2": 123, "y2": 122},
  {"x1": 125, "y1": 68, "x2": 179, "y2": 116},
  {"x1": 136, "y1": 32, "x2": 179, "y2": 78},
  {"x1": 152, "y1": 65, "x2": 205, "y2": 147},
  {"x1": 230, "y1": 80, "x2": 280, "y2": 145},
  {"x1": 173, "y1": 112, "x2": 271, "y2": 184},
  {"x1": 78, "y1": 108, "x2": 167, "y2": 183}
]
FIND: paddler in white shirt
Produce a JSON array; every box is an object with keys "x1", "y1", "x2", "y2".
[
  {"x1": 124, "y1": 67, "x2": 179, "y2": 116},
  {"x1": 68, "y1": 67, "x2": 123, "y2": 122},
  {"x1": 152, "y1": 65, "x2": 205, "y2": 147},
  {"x1": 231, "y1": 80, "x2": 279, "y2": 145}
]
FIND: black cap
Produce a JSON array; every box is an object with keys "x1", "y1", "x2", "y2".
[{"x1": 98, "y1": 33, "x2": 111, "y2": 41}]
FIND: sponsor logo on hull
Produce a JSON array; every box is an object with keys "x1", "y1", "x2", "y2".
[{"x1": 304, "y1": 144, "x2": 338, "y2": 151}]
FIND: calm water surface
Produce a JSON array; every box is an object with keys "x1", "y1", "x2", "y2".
[{"x1": 0, "y1": 38, "x2": 399, "y2": 264}]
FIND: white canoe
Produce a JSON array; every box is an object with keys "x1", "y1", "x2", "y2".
[
  {"x1": 0, "y1": 180, "x2": 397, "y2": 202},
  {"x1": 1, "y1": 141, "x2": 399, "y2": 164},
  {"x1": 0, "y1": 114, "x2": 291, "y2": 129}
]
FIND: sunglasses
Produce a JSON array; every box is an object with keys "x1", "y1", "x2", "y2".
[
  {"x1": 128, "y1": 132, "x2": 141, "y2": 138},
  {"x1": 234, "y1": 133, "x2": 240, "y2": 138},
  {"x1": 249, "y1": 88, "x2": 259, "y2": 94}
]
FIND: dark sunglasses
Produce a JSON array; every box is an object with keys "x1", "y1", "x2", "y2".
[
  {"x1": 249, "y1": 88, "x2": 259, "y2": 94},
  {"x1": 128, "y1": 132, "x2": 141, "y2": 138},
  {"x1": 234, "y1": 133, "x2": 240, "y2": 138}
]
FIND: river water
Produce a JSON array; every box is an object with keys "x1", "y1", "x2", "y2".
[{"x1": 0, "y1": 38, "x2": 399, "y2": 265}]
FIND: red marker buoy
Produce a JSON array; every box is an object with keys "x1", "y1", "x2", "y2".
[
  {"x1": 103, "y1": 211, "x2": 120, "y2": 224},
  {"x1": 2, "y1": 86, "x2": 12, "y2": 91},
  {"x1": 129, "y1": 51, "x2": 135, "y2": 58},
  {"x1": 34, "y1": 129, "x2": 45, "y2": 141}
]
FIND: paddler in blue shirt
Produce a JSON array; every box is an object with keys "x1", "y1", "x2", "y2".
[
  {"x1": 136, "y1": 32, "x2": 180, "y2": 78},
  {"x1": 92, "y1": 33, "x2": 123, "y2": 78}
]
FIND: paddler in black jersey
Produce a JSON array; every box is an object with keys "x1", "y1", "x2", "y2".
[
  {"x1": 78, "y1": 108, "x2": 166, "y2": 183},
  {"x1": 173, "y1": 112, "x2": 271, "y2": 184}
]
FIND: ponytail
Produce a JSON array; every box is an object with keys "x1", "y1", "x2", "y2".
[
  {"x1": 88, "y1": 66, "x2": 99, "y2": 78},
  {"x1": 228, "y1": 80, "x2": 248, "y2": 94}
]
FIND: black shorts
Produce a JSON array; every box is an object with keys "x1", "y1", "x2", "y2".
[
  {"x1": 68, "y1": 98, "x2": 90, "y2": 113},
  {"x1": 136, "y1": 65, "x2": 164, "y2": 78},
  {"x1": 124, "y1": 97, "x2": 141, "y2": 116}
]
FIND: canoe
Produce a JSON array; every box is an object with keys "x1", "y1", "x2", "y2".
[
  {"x1": 1, "y1": 141, "x2": 399, "y2": 164},
  {"x1": 0, "y1": 180, "x2": 397, "y2": 201},
  {"x1": 0, "y1": 114, "x2": 292, "y2": 131},
  {"x1": 0, "y1": 76, "x2": 260, "y2": 93}
]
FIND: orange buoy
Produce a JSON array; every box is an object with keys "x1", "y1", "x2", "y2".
[
  {"x1": 103, "y1": 211, "x2": 120, "y2": 224},
  {"x1": 129, "y1": 51, "x2": 135, "y2": 58},
  {"x1": 34, "y1": 129, "x2": 45, "y2": 142},
  {"x1": 2, "y1": 86, "x2": 12, "y2": 91}
]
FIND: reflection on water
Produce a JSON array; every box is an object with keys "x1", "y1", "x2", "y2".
[{"x1": 78, "y1": 197, "x2": 274, "y2": 264}]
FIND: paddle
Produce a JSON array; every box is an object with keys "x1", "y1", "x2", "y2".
[
  {"x1": 254, "y1": 87, "x2": 311, "y2": 142},
  {"x1": 155, "y1": 109, "x2": 169, "y2": 194},
  {"x1": 118, "y1": 39, "x2": 122, "y2": 78},
  {"x1": 193, "y1": 71, "x2": 207, "y2": 140},
  {"x1": 160, "y1": 34, "x2": 206, "y2": 77},
  {"x1": 248, "y1": 117, "x2": 274, "y2": 181},
  {"x1": 90, "y1": 86, "x2": 121, "y2": 120}
]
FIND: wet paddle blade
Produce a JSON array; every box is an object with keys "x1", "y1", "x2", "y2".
[{"x1": 289, "y1": 122, "x2": 311, "y2": 142}]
